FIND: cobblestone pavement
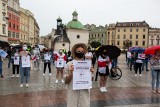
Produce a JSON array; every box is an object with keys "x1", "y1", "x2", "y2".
[{"x1": 0, "y1": 54, "x2": 160, "y2": 107}]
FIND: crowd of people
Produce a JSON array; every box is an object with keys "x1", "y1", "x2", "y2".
[
  {"x1": 126, "y1": 50, "x2": 160, "y2": 94},
  {"x1": 0, "y1": 44, "x2": 160, "y2": 107}
]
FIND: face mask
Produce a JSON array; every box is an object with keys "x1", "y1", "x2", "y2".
[
  {"x1": 75, "y1": 52, "x2": 84, "y2": 59},
  {"x1": 23, "y1": 47, "x2": 27, "y2": 51}
]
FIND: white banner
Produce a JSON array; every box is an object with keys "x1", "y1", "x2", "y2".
[
  {"x1": 44, "y1": 54, "x2": 51, "y2": 60},
  {"x1": 22, "y1": 56, "x2": 30, "y2": 67},
  {"x1": 73, "y1": 61, "x2": 92, "y2": 90},
  {"x1": 14, "y1": 56, "x2": 19, "y2": 65},
  {"x1": 56, "y1": 59, "x2": 64, "y2": 68}
]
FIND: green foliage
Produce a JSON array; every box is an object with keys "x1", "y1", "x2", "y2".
[{"x1": 90, "y1": 41, "x2": 101, "y2": 48}]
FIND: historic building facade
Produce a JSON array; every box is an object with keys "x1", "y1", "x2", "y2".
[
  {"x1": 51, "y1": 11, "x2": 89, "y2": 52},
  {"x1": 34, "y1": 20, "x2": 40, "y2": 45},
  {"x1": 85, "y1": 24, "x2": 107, "y2": 46},
  {"x1": 19, "y1": 7, "x2": 29, "y2": 44},
  {"x1": 107, "y1": 23, "x2": 116, "y2": 45},
  {"x1": 115, "y1": 21, "x2": 149, "y2": 49},
  {"x1": 7, "y1": 0, "x2": 20, "y2": 44},
  {"x1": 149, "y1": 28, "x2": 160, "y2": 46},
  {"x1": 0, "y1": 0, "x2": 8, "y2": 42}
]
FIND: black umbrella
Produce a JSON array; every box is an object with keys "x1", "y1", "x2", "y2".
[
  {"x1": 0, "y1": 40, "x2": 9, "y2": 47},
  {"x1": 96, "y1": 45, "x2": 121, "y2": 59}
]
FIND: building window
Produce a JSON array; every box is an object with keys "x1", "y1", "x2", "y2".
[
  {"x1": 142, "y1": 41, "x2": 145, "y2": 46},
  {"x1": 151, "y1": 40, "x2": 153, "y2": 45},
  {"x1": 118, "y1": 29, "x2": 120, "y2": 32},
  {"x1": 16, "y1": 33, "x2": 19, "y2": 38},
  {"x1": 135, "y1": 41, "x2": 138, "y2": 45},
  {"x1": 136, "y1": 29, "x2": 139, "y2": 32},
  {"x1": 2, "y1": 13, "x2": 6, "y2": 21},
  {"x1": 117, "y1": 35, "x2": 120, "y2": 39},
  {"x1": 102, "y1": 40, "x2": 104, "y2": 44},
  {"x1": 157, "y1": 39, "x2": 160, "y2": 45},
  {"x1": 9, "y1": 22, "x2": 11, "y2": 28},
  {"x1": 143, "y1": 29, "x2": 146, "y2": 32},
  {"x1": 136, "y1": 35, "x2": 138, "y2": 39},
  {"x1": 130, "y1": 29, "x2": 132, "y2": 32},
  {"x1": 17, "y1": 25, "x2": 19, "y2": 30},
  {"x1": 123, "y1": 41, "x2": 125, "y2": 45},
  {"x1": 117, "y1": 41, "x2": 120, "y2": 45},
  {"x1": 77, "y1": 35, "x2": 80, "y2": 39},
  {"x1": 98, "y1": 34, "x2": 99, "y2": 37},
  {"x1": 12, "y1": 32, "x2": 15, "y2": 38},
  {"x1": 124, "y1": 29, "x2": 126, "y2": 32},
  {"x1": 2, "y1": 3, "x2": 6, "y2": 10},
  {"x1": 2, "y1": 24, "x2": 6, "y2": 34},
  {"x1": 102, "y1": 34, "x2": 103, "y2": 37},
  {"x1": 130, "y1": 35, "x2": 132, "y2": 39},
  {"x1": 62, "y1": 43, "x2": 65, "y2": 46},
  {"x1": 95, "y1": 34, "x2": 96, "y2": 37},
  {"x1": 13, "y1": 24, "x2": 15, "y2": 29},
  {"x1": 92, "y1": 34, "x2": 93, "y2": 38},
  {"x1": 123, "y1": 35, "x2": 126, "y2": 39},
  {"x1": 143, "y1": 35, "x2": 145, "y2": 39},
  {"x1": 108, "y1": 32, "x2": 110, "y2": 34},
  {"x1": 8, "y1": 31, "x2": 11, "y2": 37}
]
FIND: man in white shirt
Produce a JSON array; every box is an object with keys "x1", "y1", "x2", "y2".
[{"x1": 127, "y1": 51, "x2": 131, "y2": 67}]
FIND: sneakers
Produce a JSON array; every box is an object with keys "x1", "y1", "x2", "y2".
[
  {"x1": 135, "y1": 74, "x2": 137, "y2": 76},
  {"x1": 20, "y1": 84, "x2": 23, "y2": 88},
  {"x1": 12, "y1": 75, "x2": 15, "y2": 78},
  {"x1": 49, "y1": 73, "x2": 51, "y2": 76},
  {"x1": 100, "y1": 87, "x2": 107, "y2": 92},
  {"x1": 26, "y1": 84, "x2": 29, "y2": 88},
  {"x1": 103, "y1": 87, "x2": 107, "y2": 92},
  {"x1": 140, "y1": 74, "x2": 142, "y2": 76},
  {"x1": 55, "y1": 80, "x2": 58, "y2": 83},
  {"x1": 43, "y1": 73, "x2": 45, "y2": 76},
  {"x1": 61, "y1": 79, "x2": 64, "y2": 83},
  {"x1": 1, "y1": 75, "x2": 4, "y2": 78},
  {"x1": 16, "y1": 75, "x2": 19, "y2": 78}
]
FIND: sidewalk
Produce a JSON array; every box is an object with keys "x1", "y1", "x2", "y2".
[{"x1": 0, "y1": 54, "x2": 159, "y2": 107}]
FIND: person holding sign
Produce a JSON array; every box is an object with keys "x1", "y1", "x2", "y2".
[
  {"x1": 42, "y1": 48, "x2": 52, "y2": 76},
  {"x1": 55, "y1": 49, "x2": 66, "y2": 83},
  {"x1": 12, "y1": 49, "x2": 20, "y2": 78},
  {"x1": 64, "y1": 43, "x2": 94, "y2": 107},
  {"x1": 0, "y1": 46, "x2": 5, "y2": 78},
  {"x1": 134, "y1": 51, "x2": 144, "y2": 76},
  {"x1": 19, "y1": 45, "x2": 31, "y2": 88}
]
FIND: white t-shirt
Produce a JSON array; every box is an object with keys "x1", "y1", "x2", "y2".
[{"x1": 127, "y1": 52, "x2": 131, "y2": 58}]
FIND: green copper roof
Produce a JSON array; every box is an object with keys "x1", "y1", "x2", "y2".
[
  {"x1": 66, "y1": 20, "x2": 83, "y2": 29},
  {"x1": 72, "y1": 11, "x2": 78, "y2": 16}
]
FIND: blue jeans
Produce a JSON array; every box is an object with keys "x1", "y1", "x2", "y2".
[
  {"x1": 0, "y1": 61, "x2": 3, "y2": 75},
  {"x1": 20, "y1": 63, "x2": 30, "y2": 84},
  {"x1": 142, "y1": 60, "x2": 149, "y2": 70},
  {"x1": 151, "y1": 69, "x2": 160, "y2": 90}
]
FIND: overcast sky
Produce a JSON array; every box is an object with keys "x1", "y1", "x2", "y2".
[{"x1": 20, "y1": 0, "x2": 160, "y2": 36}]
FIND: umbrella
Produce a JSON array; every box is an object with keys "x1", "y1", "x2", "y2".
[
  {"x1": 144, "y1": 45, "x2": 160, "y2": 55},
  {"x1": 130, "y1": 47, "x2": 145, "y2": 53},
  {"x1": 96, "y1": 45, "x2": 121, "y2": 59},
  {"x1": 128, "y1": 46, "x2": 139, "y2": 52},
  {"x1": 0, "y1": 40, "x2": 10, "y2": 47}
]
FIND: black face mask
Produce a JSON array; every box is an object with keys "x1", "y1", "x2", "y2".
[
  {"x1": 75, "y1": 52, "x2": 84, "y2": 59},
  {"x1": 101, "y1": 54, "x2": 106, "y2": 59}
]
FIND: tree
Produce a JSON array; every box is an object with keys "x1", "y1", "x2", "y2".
[
  {"x1": 90, "y1": 41, "x2": 101, "y2": 48},
  {"x1": 124, "y1": 40, "x2": 132, "y2": 50}
]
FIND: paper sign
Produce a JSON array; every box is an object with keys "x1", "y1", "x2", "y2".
[
  {"x1": 44, "y1": 54, "x2": 51, "y2": 60},
  {"x1": 73, "y1": 61, "x2": 92, "y2": 90},
  {"x1": 0, "y1": 50, "x2": 8, "y2": 58},
  {"x1": 14, "y1": 56, "x2": 19, "y2": 65},
  {"x1": 56, "y1": 59, "x2": 64, "y2": 68},
  {"x1": 22, "y1": 56, "x2": 30, "y2": 67}
]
